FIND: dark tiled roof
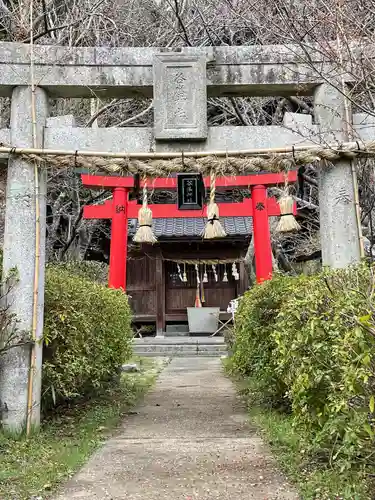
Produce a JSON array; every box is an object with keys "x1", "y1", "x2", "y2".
[{"x1": 128, "y1": 217, "x2": 252, "y2": 239}]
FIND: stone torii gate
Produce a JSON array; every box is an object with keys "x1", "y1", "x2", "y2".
[{"x1": 0, "y1": 41, "x2": 372, "y2": 431}]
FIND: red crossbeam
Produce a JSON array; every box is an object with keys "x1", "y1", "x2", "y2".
[
  {"x1": 82, "y1": 172, "x2": 297, "y2": 189},
  {"x1": 83, "y1": 197, "x2": 296, "y2": 219}
]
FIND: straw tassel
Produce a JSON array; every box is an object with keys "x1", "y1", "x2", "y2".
[
  {"x1": 203, "y1": 171, "x2": 226, "y2": 239},
  {"x1": 276, "y1": 180, "x2": 301, "y2": 234},
  {"x1": 133, "y1": 178, "x2": 157, "y2": 244}
]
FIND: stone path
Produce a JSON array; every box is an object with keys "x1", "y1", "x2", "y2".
[{"x1": 53, "y1": 357, "x2": 298, "y2": 500}]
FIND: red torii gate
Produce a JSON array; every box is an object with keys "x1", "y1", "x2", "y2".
[{"x1": 82, "y1": 172, "x2": 297, "y2": 288}]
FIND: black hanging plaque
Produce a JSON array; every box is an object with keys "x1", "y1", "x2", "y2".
[{"x1": 177, "y1": 173, "x2": 204, "y2": 210}]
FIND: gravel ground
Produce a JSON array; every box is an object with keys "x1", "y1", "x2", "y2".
[{"x1": 52, "y1": 357, "x2": 299, "y2": 500}]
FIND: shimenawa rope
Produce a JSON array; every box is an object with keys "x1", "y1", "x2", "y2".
[{"x1": 2, "y1": 140, "x2": 375, "y2": 176}]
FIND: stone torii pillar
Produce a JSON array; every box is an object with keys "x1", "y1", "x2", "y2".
[
  {"x1": 314, "y1": 84, "x2": 362, "y2": 267},
  {"x1": 0, "y1": 87, "x2": 48, "y2": 432}
]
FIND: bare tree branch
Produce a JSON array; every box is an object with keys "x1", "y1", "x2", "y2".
[
  {"x1": 86, "y1": 99, "x2": 119, "y2": 127},
  {"x1": 111, "y1": 101, "x2": 153, "y2": 128}
]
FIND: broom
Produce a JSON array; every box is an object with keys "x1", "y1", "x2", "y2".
[
  {"x1": 194, "y1": 264, "x2": 202, "y2": 307},
  {"x1": 200, "y1": 280, "x2": 205, "y2": 304},
  {"x1": 195, "y1": 284, "x2": 202, "y2": 307},
  {"x1": 276, "y1": 185, "x2": 301, "y2": 234},
  {"x1": 203, "y1": 171, "x2": 226, "y2": 239},
  {"x1": 133, "y1": 178, "x2": 157, "y2": 244}
]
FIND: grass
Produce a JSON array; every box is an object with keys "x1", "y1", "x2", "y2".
[
  {"x1": 232, "y1": 374, "x2": 372, "y2": 500},
  {"x1": 0, "y1": 356, "x2": 165, "y2": 500}
]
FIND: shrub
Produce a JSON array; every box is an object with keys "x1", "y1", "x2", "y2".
[
  {"x1": 42, "y1": 264, "x2": 133, "y2": 410},
  {"x1": 229, "y1": 274, "x2": 298, "y2": 406},
  {"x1": 275, "y1": 265, "x2": 375, "y2": 469},
  {"x1": 51, "y1": 260, "x2": 109, "y2": 285},
  {"x1": 229, "y1": 263, "x2": 375, "y2": 470}
]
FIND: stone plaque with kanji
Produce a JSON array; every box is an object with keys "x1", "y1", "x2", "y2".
[{"x1": 153, "y1": 53, "x2": 207, "y2": 140}]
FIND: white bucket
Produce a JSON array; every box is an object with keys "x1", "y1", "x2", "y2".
[{"x1": 187, "y1": 307, "x2": 220, "y2": 334}]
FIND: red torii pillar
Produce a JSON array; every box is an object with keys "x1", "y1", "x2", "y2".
[
  {"x1": 82, "y1": 172, "x2": 297, "y2": 289},
  {"x1": 251, "y1": 185, "x2": 273, "y2": 283},
  {"x1": 108, "y1": 187, "x2": 129, "y2": 289}
]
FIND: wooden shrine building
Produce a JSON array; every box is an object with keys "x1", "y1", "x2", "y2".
[
  {"x1": 126, "y1": 215, "x2": 250, "y2": 334},
  {"x1": 82, "y1": 171, "x2": 297, "y2": 335}
]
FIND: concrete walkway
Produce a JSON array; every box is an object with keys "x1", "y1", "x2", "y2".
[{"x1": 53, "y1": 358, "x2": 298, "y2": 500}]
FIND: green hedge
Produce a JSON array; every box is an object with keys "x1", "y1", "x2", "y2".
[
  {"x1": 43, "y1": 264, "x2": 133, "y2": 410},
  {"x1": 52, "y1": 260, "x2": 109, "y2": 285},
  {"x1": 229, "y1": 264, "x2": 375, "y2": 471}
]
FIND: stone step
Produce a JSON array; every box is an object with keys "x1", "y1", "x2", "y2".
[
  {"x1": 163, "y1": 332, "x2": 190, "y2": 337},
  {"x1": 165, "y1": 324, "x2": 189, "y2": 337},
  {"x1": 135, "y1": 351, "x2": 226, "y2": 357},
  {"x1": 135, "y1": 337, "x2": 225, "y2": 345},
  {"x1": 133, "y1": 336, "x2": 227, "y2": 357}
]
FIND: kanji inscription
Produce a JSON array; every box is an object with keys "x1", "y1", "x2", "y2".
[
  {"x1": 166, "y1": 68, "x2": 192, "y2": 127},
  {"x1": 115, "y1": 204, "x2": 125, "y2": 213}
]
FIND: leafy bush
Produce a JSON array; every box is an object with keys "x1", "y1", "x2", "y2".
[
  {"x1": 275, "y1": 266, "x2": 375, "y2": 469},
  {"x1": 51, "y1": 260, "x2": 109, "y2": 285},
  {"x1": 229, "y1": 274, "x2": 298, "y2": 407},
  {"x1": 43, "y1": 264, "x2": 133, "y2": 410},
  {"x1": 229, "y1": 263, "x2": 375, "y2": 471}
]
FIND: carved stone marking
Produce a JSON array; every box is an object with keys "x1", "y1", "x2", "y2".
[
  {"x1": 334, "y1": 187, "x2": 352, "y2": 205},
  {"x1": 153, "y1": 53, "x2": 207, "y2": 141},
  {"x1": 166, "y1": 68, "x2": 192, "y2": 127}
]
